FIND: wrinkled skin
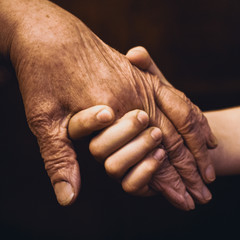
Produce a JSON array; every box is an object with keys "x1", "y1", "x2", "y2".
[
  {"x1": 124, "y1": 47, "x2": 217, "y2": 208},
  {"x1": 87, "y1": 47, "x2": 216, "y2": 210},
  {"x1": 1, "y1": 0, "x2": 216, "y2": 208}
]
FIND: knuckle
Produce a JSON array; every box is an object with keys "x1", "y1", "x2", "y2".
[
  {"x1": 169, "y1": 146, "x2": 201, "y2": 184},
  {"x1": 89, "y1": 141, "x2": 105, "y2": 161},
  {"x1": 166, "y1": 137, "x2": 184, "y2": 157},
  {"x1": 74, "y1": 114, "x2": 86, "y2": 128},
  {"x1": 172, "y1": 153, "x2": 196, "y2": 172},
  {"x1": 144, "y1": 160, "x2": 158, "y2": 174},
  {"x1": 200, "y1": 112, "x2": 209, "y2": 128},
  {"x1": 27, "y1": 113, "x2": 52, "y2": 137},
  {"x1": 172, "y1": 178, "x2": 184, "y2": 192},
  {"x1": 180, "y1": 92, "x2": 187, "y2": 100},
  {"x1": 178, "y1": 103, "x2": 204, "y2": 136},
  {"x1": 122, "y1": 181, "x2": 138, "y2": 194},
  {"x1": 192, "y1": 142, "x2": 207, "y2": 160},
  {"x1": 44, "y1": 154, "x2": 76, "y2": 178},
  {"x1": 104, "y1": 159, "x2": 121, "y2": 178},
  {"x1": 136, "y1": 46, "x2": 148, "y2": 52},
  {"x1": 173, "y1": 88, "x2": 188, "y2": 100},
  {"x1": 40, "y1": 137, "x2": 77, "y2": 180},
  {"x1": 193, "y1": 104, "x2": 202, "y2": 116},
  {"x1": 173, "y1": 160, "x2": 202, "y2": 188},
  {"x1": 26, "y1": 103, "x2": 63, "y2": 138},
  {"x1": 180, "y1": 107, "x2": 195, "y2": 133},
  {"x1": 184, "y1": 170, "x2": 200, "y2": 187},
  {"x1": 202, "y1": 115, "x2": 209, "y2": 126},
  {"x1": 192, "y1": 104, "x2": 204, "y2": 123}
]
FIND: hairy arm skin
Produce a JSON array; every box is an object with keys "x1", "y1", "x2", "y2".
[{"x1": 0, "y1": 0, "x2": 216, "y2": 208}]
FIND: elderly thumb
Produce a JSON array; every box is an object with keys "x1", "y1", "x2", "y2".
[{"x1": 29, "y1": 115, "x2": 81, "y2": 206}]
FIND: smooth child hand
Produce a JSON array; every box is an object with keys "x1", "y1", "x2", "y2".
[{"x1": 69, "y1": 106, "x2": 165, "y2": 198}]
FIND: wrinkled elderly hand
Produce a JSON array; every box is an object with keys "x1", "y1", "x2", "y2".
[
  {"x1": 126, "y1": 47, "x2": 218, "y2": 207},
  {"x1": 69, "y1": 49, "x2": 217, "y2": 210},
  {"x1": 0, "y1": 0, "x2": 217, "y2": 207}
]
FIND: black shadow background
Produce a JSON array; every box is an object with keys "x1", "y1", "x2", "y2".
[{"x1": 0, "y1": 0, "x2": 240, "y2": 239}]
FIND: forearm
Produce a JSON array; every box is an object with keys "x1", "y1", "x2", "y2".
[
  {"x1": 0, "y1": 0, "x2": 108, "y2": 93},
  {"x1": 204, "y1": 107, "x2": 240, "y2": 176},
  {"x1": 0, "y1": 0, "x2": 23, "y2": 57},
  {"x1": 0, "y1": 0, "x2": 91, "y2": 58},
  {"x1": 0, "y1": 0, "x2": 61, "y2": 83}
]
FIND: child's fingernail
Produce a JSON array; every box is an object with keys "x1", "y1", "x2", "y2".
[
  {"x1": 153, "y1": 148, "x2": 165, "y2": 161},
  {"x1": 97, "y1": 109, "x2": 113, "y2": 122},
  {"x1": 137, "y1": 111, "x2": 149, "y2": 125},
  {"x1": 151, "y1": 128, "x2": 162, "y2": 141}
]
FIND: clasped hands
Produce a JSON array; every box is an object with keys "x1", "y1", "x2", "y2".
[
  {"x1": 67, "y1": 47, "x2": 217, "y2": 211},
  {"x1": 1, "y1": 0, "x2": 218, "y2": 211}
]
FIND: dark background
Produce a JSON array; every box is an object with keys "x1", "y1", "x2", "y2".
[{"x1": 0, "y1": 0, "x2": 240, "y2": 239}]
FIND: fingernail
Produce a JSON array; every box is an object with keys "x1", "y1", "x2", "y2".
[
  {"x1": 210, "y1": 133, "x2": 218, "y2": 147},
  {"x1": 202, "y1": 186, "x2": 212, "y2": 201},
  {"x1": 151, "y1": 128, "x2": 162, "y2": 141},
  {"x1": 54, "y1": 182, "x2": 74, "y2": 206},
  {"x1": 96, "y1": 109, "x2": 113, "y2": 123},
  {"x1": 205, "y1": 165, "x2": 216, "y2": 182},
  {"x1": 137, "y1": 111, "x2": 149, "y2": 125},
  {"x1": 185, "y1": 192, "x2": 195, "y2": 210},
  {"x1": 153, "y1": 148, "x2": 165, "y2": 162}
]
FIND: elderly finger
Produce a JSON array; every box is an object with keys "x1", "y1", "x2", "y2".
[
  {"x1": 127, "y1": 47, "x2": 217, "y2": 183},
  {"x1": 126, "y1": 46, "x2": 172, "y2": 86},
  {"x1": 153, "y1": 110, "x2": 212, "y2": 204},
  {"x1": 168, "y1": 138, "x2": 212, "y2": 203},
  {"x1": 190, "y1": 104, "x2": 217, "y2": 182},
  {"x1": 166, "y1": 87, "x2": 217, "y2": 179},
  {"x1": 170, "y1": 87, "x2": 218, "y2": 150},
  {"x1": 155, "y1": 85, "x2": 216, "y2": 184},
  {"x1": 150, "y1": 159, "x2": 195, "y2": 211},
  {"x1": 68, "y1": 105, "x2": 115, "y2": 140}
]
